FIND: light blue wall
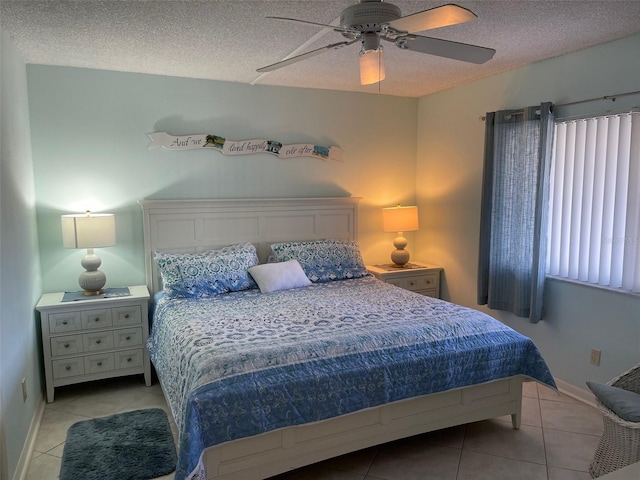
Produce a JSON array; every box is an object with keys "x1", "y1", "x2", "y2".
[
  {"x1": 0, "y1": 29, "x2": 43, "y2": 480},
  {"x1": 416, "y1": 33, "x2": 640, "y2": 391},
  {"x1": 26, "y1": 66, "x2": 418, "y2": 293}
]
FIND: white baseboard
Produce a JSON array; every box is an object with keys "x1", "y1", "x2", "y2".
[
  {"x1": 555, "y1": 377, "x2": 597, "y2": 409},
  {"x1": 13, "y1": 397, "x2": 45, "y2": 480}
]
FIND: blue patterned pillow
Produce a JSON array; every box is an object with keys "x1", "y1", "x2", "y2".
[
  {"x1": 270, "y1": 240, "x2": 368, "y2": 283},
  {"x1": 154, "y1": 243, "x2": 258, "y2": 298}
]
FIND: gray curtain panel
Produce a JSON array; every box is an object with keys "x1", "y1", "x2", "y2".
[{"x1": 477, "y1": 102, "x2": 554, "y2": 323}]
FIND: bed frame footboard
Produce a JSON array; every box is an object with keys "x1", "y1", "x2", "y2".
[{"x1": 200, "y1": 376, "x2": 524, "y2": 480}]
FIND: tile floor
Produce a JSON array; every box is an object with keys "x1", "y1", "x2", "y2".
[{"x1": 26, "y1": 376, "x2": 604, "y2": 480}]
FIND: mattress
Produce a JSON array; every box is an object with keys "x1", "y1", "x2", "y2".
[{"x1": 147, "y1": 276, "x2": 555, "y2": 480}]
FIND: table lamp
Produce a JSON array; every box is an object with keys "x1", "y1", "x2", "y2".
[
  {"x1": 382, "y1": 205, "x2": 419, "y2": 267},
  {"x1": 61, "y1": 211, "x2": 116, "y2": 295}
]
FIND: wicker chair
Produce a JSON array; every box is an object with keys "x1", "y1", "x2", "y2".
[{"x1": 589, "y1": 363, "x2": 640, "y2": 478}]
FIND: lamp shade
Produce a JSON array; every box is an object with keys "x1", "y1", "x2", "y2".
[
  {"x1": 62, "y1": 213, "x2": 116, "y2": 249},
  {"x1": 382, "y1": 205, "x2": 419, "y2": 233}
]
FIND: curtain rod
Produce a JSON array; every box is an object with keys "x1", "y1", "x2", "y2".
[
  {"x1": 479, "y1": 89, "x2": 640, "y2": 121},
  {"x1": 554, "y1": 89, "x2": 640, "y2": 108}
]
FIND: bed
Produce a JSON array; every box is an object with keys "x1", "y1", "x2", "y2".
[{"x1": 139, "y1": 197, "x2": 556, "y2": 480}]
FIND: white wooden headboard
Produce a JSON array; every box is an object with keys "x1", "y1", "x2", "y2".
[{"x1": 139, "y1": 197, "x2": 361, "y2": 294}]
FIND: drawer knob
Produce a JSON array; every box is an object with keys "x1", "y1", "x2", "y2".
[
  {"x1": 62, "y1": 321, "x2": 68, "y2": 325},
  {"x1": 94, "y1": 317, "x2": 100, "y2": 322},
  {"x1": 124, "y1": 314, "x2": 130, "y2": 319},
  {"x1": 97, "y1": 361, "x2": 103, "y2": 366},
  {"x1": 96, "y1": 340, "x2": 101, "y2": 344},
  {"x1": 126, "y1": 336, "x2": 131, "y2": 341},
  {"x1": 64, "y1": 343, "x2": 70, "y2": 348},
  {"x1": 65, "y1": 365, "x2": 71, "y2": 371},
  {"x1": 127, "y1": 357, "x2": 132, "y2": 362}
]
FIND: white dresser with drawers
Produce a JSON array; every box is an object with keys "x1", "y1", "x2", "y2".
[{"x1": 36, "y1": 285, "x2": 151, "y2": 402}]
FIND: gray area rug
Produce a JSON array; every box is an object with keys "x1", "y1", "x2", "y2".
[{"x1": 60, "y1": 408, "x2": 177, "y2": 480}]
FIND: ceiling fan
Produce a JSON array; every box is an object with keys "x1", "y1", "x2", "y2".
[{"x1": 257, "y1": 1, "x2": 495, "y2": 85}]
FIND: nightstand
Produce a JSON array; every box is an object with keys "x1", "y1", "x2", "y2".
[
  {"x1": 36, "y1": 285, "x2": 151, "y2": 402},
  {"x1": 367, "y1": 261, "x2": 443, "y2": 298}
]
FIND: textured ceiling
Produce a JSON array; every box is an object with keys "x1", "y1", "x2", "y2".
[{"x1": 2, "y1": 0, "x2": 640, "y2": 98}]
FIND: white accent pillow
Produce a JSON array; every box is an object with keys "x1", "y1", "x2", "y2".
[{"x1": 248, "y1": 260, "x2": 311, "y2": 293}]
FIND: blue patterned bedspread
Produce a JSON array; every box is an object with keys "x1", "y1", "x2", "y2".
[{"x1": 148, "y1": 276, "x2": 555, "y2": 480}]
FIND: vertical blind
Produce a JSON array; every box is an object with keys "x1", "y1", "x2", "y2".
[{"x1": 548, "y1": 112, "x2": 640, "y2": 292}]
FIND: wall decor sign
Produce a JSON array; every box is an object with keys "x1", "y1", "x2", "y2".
[{"x1": 148, "y1": 132, "x2": 343, "y2": 162}]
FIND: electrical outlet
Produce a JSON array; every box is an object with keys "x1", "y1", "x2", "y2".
[
  {"x1": 21, "y1": 377, "x2": 27, "y2": 401},
  {"x1": 590, "y1": 349, "x2": 601, "y2": 366}
]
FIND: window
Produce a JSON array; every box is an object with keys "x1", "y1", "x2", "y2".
[{"x1": 547, "y1": 111, "x2": 640, "y2": 293}]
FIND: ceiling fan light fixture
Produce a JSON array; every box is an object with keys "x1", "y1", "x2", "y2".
[{"x1": 360, "y1": 47, "x2": 385, "y2": 85}]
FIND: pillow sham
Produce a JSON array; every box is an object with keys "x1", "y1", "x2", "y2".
[
  {"x1": 248, "y1": 259, "x2": 311, "y2": 293},
  {"x1": 269, "y1": 239, "x2": 368, "y2": 283},
  {"x1": 154, "y1": 242, "x2": 258, "y2": 298},
  {"x1": 586, "y1": 381, "x2": 640, "y2": 422}
]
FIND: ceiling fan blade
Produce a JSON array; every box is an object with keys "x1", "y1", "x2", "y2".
[
  {"x1": 399, "y1": 35, "x2": 495, "y2": 64},
  {"x1": 266, "y1": 16, "x2": 358, "y2": 35},
  {"x1": 387, "y1": 4, "x2": 477, "y2": 34},
  {"x1": 256, "y1": 40, "x2": 356, "y2": 73}
]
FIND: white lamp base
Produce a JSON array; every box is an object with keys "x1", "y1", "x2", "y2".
[
  {"x1": 79, "y1": 249, "x2": 106, "y2": 295},
  {"x1": 390, "y1": 233, "x2": 411, "y2": 267}
]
